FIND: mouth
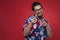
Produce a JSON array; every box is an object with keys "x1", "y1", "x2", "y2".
[
  {"x1": 37, "y1": 12, "x2": 43, "y2": 18},
  {"x1": 37, "y1": 12, "x2": 42, "y2": 14},
  {"x1": 37, "y1": 12, "x2": 40, "y2": 14},
  {"x1": 37, "y1": 12, "x2": 42, "y2": 15}
]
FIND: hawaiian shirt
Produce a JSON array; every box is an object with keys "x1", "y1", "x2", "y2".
[{"x1": 23, "y1": 16, "x2": 49, "y2": 40}]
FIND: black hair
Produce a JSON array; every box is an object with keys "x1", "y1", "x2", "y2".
[{"x1": 32, "y1": 2, "x2": 43, "y2": 11}]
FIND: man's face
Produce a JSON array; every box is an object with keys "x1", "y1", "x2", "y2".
[{"x1": 34, "y1": 5, "x2": 43, "y2": 18}]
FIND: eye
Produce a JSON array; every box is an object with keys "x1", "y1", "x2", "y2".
[{"x1": 34, "y1": 8, "x2": 42, "y2": 12}]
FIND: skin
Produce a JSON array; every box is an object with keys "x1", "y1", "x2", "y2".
[{"x1": 23, "y1": 5, "x2": 53, "y2": 39}]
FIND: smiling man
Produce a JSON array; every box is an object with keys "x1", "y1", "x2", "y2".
[{"x1": 22, "y1": 2, "x2": 53, "y2": 40}]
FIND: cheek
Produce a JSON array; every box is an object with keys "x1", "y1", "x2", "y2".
[
  {"x1": 40, "y1": 9, "x2": 43, "y2": 12},
  {"x1": 39, "y1": 10, "x2": 43, "y2": 13}
]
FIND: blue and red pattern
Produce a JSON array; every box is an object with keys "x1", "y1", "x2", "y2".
[{"x1": 23, "y1": 16, "x2": 49, "y2": 40}]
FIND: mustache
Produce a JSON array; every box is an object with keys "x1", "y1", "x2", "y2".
[
  {"x1": 36, "y1": 12, "x2": 42, "y2": 14},
  {"x1": 34, "y1": 14, "x2": 43, "y2": 19}
]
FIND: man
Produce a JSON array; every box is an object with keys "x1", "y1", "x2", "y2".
[{"x1": 22, "y1": 2, "x2": 53, "y2": 40}]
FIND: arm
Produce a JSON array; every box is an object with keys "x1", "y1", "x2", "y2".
[
  {"x1": 46, "y1": 24, "x2": 53, "y2": 39},
  {"x1": 23, "y1": 17, "x2": 37, "y2": 37},
  {"x1": 23, "y1": 22, "x2": 33, "y2": 36},
  {"x1": 42, "y1": 21, "x2": 53, "y2": 39}
]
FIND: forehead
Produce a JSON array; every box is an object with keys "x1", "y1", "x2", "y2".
[{"x1": 34, "y1": 5, "x2": 41, "y2": 10}]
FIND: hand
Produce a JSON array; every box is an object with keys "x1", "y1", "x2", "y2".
[
  {"x1": 31, "y1": 17, "x2": 37, "y2": 24},
  {"x1": 42, "y1": 21, "x2": 47, "y2": 27}
]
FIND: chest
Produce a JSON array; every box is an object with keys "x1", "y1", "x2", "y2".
[{"x1": 32, "y1": 20, "x2": 43, "y2": 29}]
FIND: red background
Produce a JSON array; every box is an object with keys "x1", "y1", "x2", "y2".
[{"x1": 0, "y1": 0, "x2": 60, "y2": 40}]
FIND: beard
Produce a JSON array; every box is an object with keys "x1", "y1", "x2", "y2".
[
  {"x1": 37, "y1": 14, "x2": 43, "y2": 19},
  {"x1": 34, "y1": 12, "x2": 43, "y2": 19},
  {"x1": 36, "y1": 12, "x2": 43, "y2": 18}
]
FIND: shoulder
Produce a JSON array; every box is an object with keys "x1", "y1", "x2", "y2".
[
  {"x1": 26, "y1": 16, "x2": 34, "y2": 20},
  {"x1": 28, "y1": 16, "x2": 34, "y2": 19},
  {"x1": 24, "y1": 16, "x2": 34, "y2": 23}
]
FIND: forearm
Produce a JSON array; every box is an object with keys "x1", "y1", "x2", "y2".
[
  {"x1": 23, "y1": 22, "x2": 33, "y2": 36},
  {"x1": 46, "y1": 26, "x2": 53, "y2": 38}
]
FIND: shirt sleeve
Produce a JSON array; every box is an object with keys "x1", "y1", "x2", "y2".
[{"x1": 22, "y1": 18, "x2": 31, "y2": 31}]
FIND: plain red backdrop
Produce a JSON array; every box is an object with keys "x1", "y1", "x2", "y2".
[{"x1": 0, "y1": 0, "x2": 60, "y2": 40}]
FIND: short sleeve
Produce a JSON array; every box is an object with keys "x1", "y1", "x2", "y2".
[{"x1": 22, "y1": 18, "x2": 31, "y2": 31}]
